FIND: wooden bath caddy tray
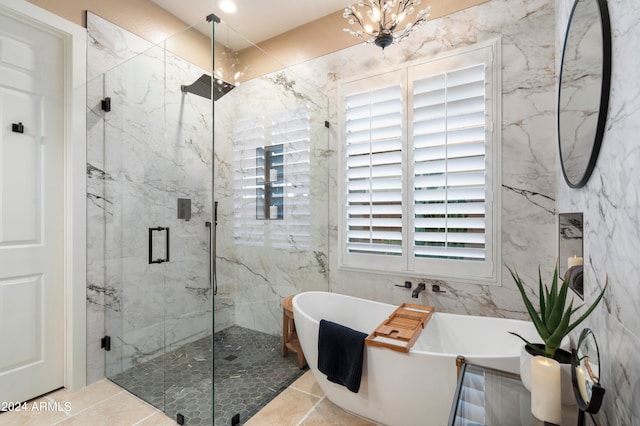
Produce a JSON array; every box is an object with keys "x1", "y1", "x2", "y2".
[{"x1": 365, "y1": 303, "x2": 434, "y2": 353}]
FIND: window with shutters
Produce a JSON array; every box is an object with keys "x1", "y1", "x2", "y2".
[
  {"x1": 338, "y1": 40, "x2": 501, "y2": 284},
  {"x1": 233, "y1": 106, "x2": 312, "y2": 248}
]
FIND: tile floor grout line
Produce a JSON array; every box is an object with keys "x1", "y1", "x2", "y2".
[
  {"x1": 131, "y1": 410, "x2": 163, "y2": 425},
  {"x1": 43, "y1": 394, "x2": 73, "y2": 418},
  {"x1": 295, "y1": 394, "x2": 325, "y2": 426},
  {"x1": 49, "y1": 390, "x2": 126, "y2": 425},
  {"x1": 289, "y1": 386, "x2": 325, "y2": 399}
]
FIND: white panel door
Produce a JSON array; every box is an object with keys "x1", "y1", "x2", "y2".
[{"x1": 0, "y1": 11, "x2": 65, "y2": 403}]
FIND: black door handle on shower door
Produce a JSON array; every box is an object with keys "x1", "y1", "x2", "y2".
[{"x1": 149, "y1": 227, "x2": 170, "y2": 264}]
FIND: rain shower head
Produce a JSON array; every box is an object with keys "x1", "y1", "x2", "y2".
[{"x1": 181, "y1": 74, "x2": 235, "y2": 101}]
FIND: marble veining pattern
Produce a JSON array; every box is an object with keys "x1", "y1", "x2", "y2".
[
  {"x1": 86, "y1": 13, "x2": 212, "y2": 382},
  {"x1": 282, "y1": 0, "x2": 559, "y2": 320},
  {"x1": 557, "y1": 0, "x2": 640, "y2": 423},
  {"x1": 83, "y1": 3, "x2": 640, "y2": 424},
  {"x1": 213, "y1": 59, "x2": 330, "y2": 336}
]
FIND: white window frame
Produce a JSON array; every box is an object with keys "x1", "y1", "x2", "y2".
[{"x1": 338, "y1": 39, "x2": 502, "y2": 285}]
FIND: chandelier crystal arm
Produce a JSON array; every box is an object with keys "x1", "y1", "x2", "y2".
[
  {"x1": 380, "y1": 1, "x2": 390, "y2": 32},
  {"x1": 343, "y1": 5, "x2": 375, "y2": 37},
  {"x1": 343, "y1": 0, "x2": 431, "y2": 50}
]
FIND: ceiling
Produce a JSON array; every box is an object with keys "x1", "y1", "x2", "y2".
[{"x1": 150, "y1": 0, "x2": 355, "y2": 50}]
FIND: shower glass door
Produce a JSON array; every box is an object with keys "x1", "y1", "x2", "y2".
[
  {"x1": 100, "y1": 42, "x2": 171, "y2": 413},
  {"x1": 87, "y1": 14, "x2": 213, "y2": 425}
]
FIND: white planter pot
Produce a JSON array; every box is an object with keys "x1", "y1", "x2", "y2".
[{"x1": 519, "y1": 344, "x2": 576, "y2": 406}]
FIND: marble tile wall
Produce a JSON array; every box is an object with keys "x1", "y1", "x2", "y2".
[
  {"x1": 556, "y1": 0, "x2": 640, "y2": 423},
  {"x1": 215, "y1": 0, "x2": 640, "y2": 421},
  {"x1": 211, "y1": 0, "x2": 558, "y2": 336},
  {"x1": 83, "y1": 3, "x2": 640, "y2": 422},
  {"x1": 86, "y1": 13, "x2": 212, "y2": 383},
  {"x1": 287, "y1": 0, "x2": 558, "y2": 318},
  {"x1": 212, "y1": 64, "x2": 331, "y2": 336}
]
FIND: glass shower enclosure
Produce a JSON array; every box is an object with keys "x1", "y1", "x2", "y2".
[
  {"x1": 87, "y1": 10, "x2": 330, "y2": 426},
  {"x1": 87, "y1": 13, "x2": 213, "y2": 425}
]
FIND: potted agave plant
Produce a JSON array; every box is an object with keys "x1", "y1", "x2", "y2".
[{"x1": 508, "y1": 263, "x2": 607, "y2": 403}]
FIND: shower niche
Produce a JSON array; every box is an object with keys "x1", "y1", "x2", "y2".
[{"x1": 256, "y1": 144, "x2": 284, "y2": 220}]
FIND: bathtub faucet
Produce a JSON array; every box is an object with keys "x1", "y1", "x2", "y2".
[{"x1": 411, "y1": 283, "x2": 426, "y2": 298}]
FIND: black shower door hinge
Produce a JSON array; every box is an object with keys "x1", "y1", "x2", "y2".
[
  {"x1": 101, "y1": 336, "x2": 111, "y2": 351},
  {"x1": 12, "y1": 122, "x2": 24, "y2": 133},
  {"x1": 101, "y1": 97, "x2": 111, "y2": 112}
]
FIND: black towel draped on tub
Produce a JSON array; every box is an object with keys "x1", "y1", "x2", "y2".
[{"x1": 317, "y1": 319, "x2": 368, "y2": 393}]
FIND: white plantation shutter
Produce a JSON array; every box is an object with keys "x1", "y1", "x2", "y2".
[
  {"x1": 341, "y1": 70, "x2": 406, "y2": 269},
  {"x1": 233, "y1": 118, "x2": 266, "y2": 246},
  {"x1": 339, "y1": 41, "x2": 499, "y2": 283},
  {"x1": 269, "y1": 108, "x2": 312, "y2": 249},
  {"x1": 412, "y1": 64, "x2": 487, "y2": 261}
]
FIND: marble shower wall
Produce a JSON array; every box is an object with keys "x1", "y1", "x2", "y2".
[
  {"x1": 86, "y1": 13, "x2": 212, "y2": 383},
  {"x1": 557, "y1": 0, "x2": 640, "y2": 424},
  {"x1": 213, "y1": 62, "x2": 330, "y2": 336},
  {"x1": 288, "y1": 0, "x2": 558, "y2": 317}
]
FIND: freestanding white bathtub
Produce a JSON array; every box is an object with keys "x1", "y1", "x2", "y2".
[{"x1": 293, "y1": 291, "x2": 539, "y2": 426}]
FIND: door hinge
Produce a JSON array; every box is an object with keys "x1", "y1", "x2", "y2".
[
  {"x1": 101, "y1": 336, "x2": 111, "y2": 351},
  {"x1": 101, "y1": 97, "x2": 111, "y2": 112},
  {"x1": 11, "y1": 122, "x2": 24, "y2": 133}
]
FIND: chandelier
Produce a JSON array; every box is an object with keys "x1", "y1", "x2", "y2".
[{"x1": 343, "y1": 0, "x2": 431, "y2": 50}]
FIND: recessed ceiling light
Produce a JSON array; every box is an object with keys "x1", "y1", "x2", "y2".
[{"x1": 218, "y1": 0, "x2": 237, "y2": 14}]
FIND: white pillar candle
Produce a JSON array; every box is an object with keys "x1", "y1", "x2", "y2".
[
  {"x1": 568, "y1": 255, "x2": 584, "y2": 268},
  {"x1": 531, "y1": 356, "x2": 562, "y2": 424}
]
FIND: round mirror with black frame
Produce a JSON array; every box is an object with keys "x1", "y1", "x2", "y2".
[
  {"x1": 558, "y1": 0, "x2": 612, "y2": 188},
  {"x1": 572, "y1": 328, "x2": 605, "y2": 425}
]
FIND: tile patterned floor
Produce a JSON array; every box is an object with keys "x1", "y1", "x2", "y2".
[
  {"x1": 244, "y1": 371, "x2": 375, "y2": 426},
  {"x1": 0, "y1": 326, "x2": 369, "y2": 425},
  {"x1": 109, "y1": 326, "x2": 308, "y2": 426},
  {"x1": 110, "y1": 336, "x2": 212, "y2": 425},
  {"x1": 213, "y1": 326, "x2": 307, "y2": 426},
  {"x1": 0, "y1": 372, "x2": 369, "y2": 426},
  {"x1": 0, "y1": 379, "x2": 174, "y2": 426}
]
